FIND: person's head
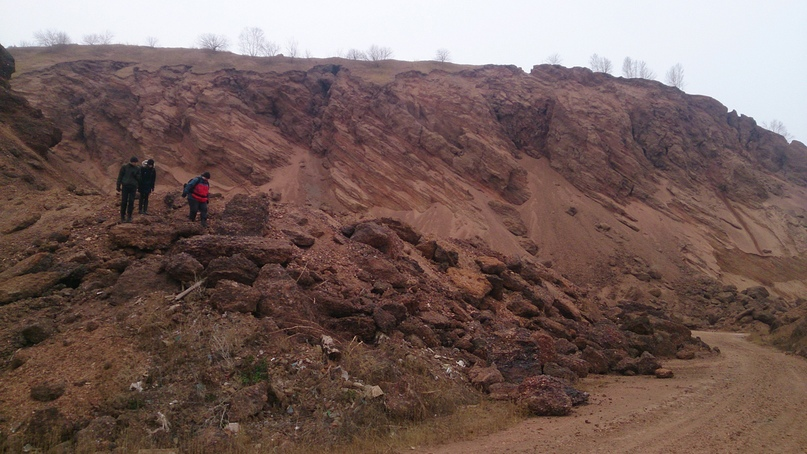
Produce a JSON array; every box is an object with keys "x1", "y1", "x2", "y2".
[
  {"x1": 201, "y1": 171, "x2": 211, "y2": 179},
  {"x1": 129, "y1": 156, "x2": 139, "y2": 165},
  {"x1": 145, "y1": 159, "x2": 154, "y2": 167}
]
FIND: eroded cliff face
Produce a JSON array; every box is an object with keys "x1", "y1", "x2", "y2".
[
  {"x1": 6, "y1": 47, "x2": 807, "y2": 302},
  {"x1": 0, "y1": 44, "x2": 62, "y2": 187}
]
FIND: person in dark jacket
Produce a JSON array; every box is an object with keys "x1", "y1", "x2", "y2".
[
  {"x1": 182, "y1": 171, "x2": 211, "y2": 228},
  {"x1": 138, "y1": 159, "x2": 157, "y2": 214},
  {"x1": 116, "y1": 156, "x2": 141, "y2": 223}
]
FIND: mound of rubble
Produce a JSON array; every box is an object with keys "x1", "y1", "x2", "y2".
[{"x1": 0, "y1": 193, "x2": 713, "y2": 451}]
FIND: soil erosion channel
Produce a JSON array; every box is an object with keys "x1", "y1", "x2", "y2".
[{"x1": 415, "y1": 332, "x2": 807, "y2": 453}]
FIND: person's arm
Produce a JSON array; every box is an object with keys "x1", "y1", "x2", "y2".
[
  {"x1": 182, "y1": 177, "x2": 196, "y2": 197},
  {"x1": 116, "y1": 166, "x2": 124, "y2": 192},
  {"x1": 151, "y1": 169, "x2": 156, "y2": 192}
]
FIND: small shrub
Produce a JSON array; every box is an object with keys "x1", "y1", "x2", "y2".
[{"x1": 238, "y1": 356, "x2": 269, "y2": 385}]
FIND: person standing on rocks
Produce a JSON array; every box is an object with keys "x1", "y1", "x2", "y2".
[
  {"x1": 116, "y1": 156, "x2": 141, "y2": 223},
  {"x1": 182, "y1": 171, "x2": 211, "y2": 228},
  {"x1": 138, "y1": 159, "x2": 156, "y2": 214}
]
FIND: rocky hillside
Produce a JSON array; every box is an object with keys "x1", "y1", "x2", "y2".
[
  {"x1": 7, "y1": 46, "x2": 807, "y2": 305},
  {"x1": 0, "y1": 44, "x2": 805, "y2": 452}
]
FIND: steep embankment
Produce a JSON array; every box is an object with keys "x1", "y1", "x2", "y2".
[{"x1": 7, "y1": 46, "x2": 807, "y2": 315}]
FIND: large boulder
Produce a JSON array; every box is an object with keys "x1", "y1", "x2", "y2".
[
  {"x1": 377, "y1": 218, "x2": 421, "y2": 245},
  {"x1": 175, "y1": 235, "x2": 296, "y2": 267},
  {"x1": 355, "y1": 255, "x2": 408, "y2": 288},
  {"x1": 349, "y1": 222, "x2": 401, "y2": 255},
  {"x1": 742, "y1": 286, "x2": 770, "y2": 300},
  {"x1": 108, "y1": 257, "x2": 177, "y2": 305},
  {"x1": 0, "y1": 252, "x2": 54, "y2": 280},
  {"x1": 21, "y1": 323, "x2": 54, "y2": 345},
  {"x1": 447, "y1": 267, "x2": 493, "y2": 301},
  {"x1": 581, "y1": 346, "x2": 610, "y2": 374},
  {"x1": 517, "y1": 375, "x2": 575, "y2": 416},
  {"x1": 216, "y1": 193, "x2": 271, "y2": 236},
  {"x1": 372, "y1": 300, "x2": 408, "y2": 331},
  {"x1": 324, "y1": 315, "x2": 377, "y2": 343},
  {"x1": 554, "y1": 354, "x2": 590, "y2": 379},
  {"x1": 614, "y1": 351, "x2": 662, "y2": 375},
  {"x1": 163, "y1": 252, "x2": 204, "y2": 283},
  {"x1": 506, "y1": 294, "x2": 542, "y2": 318},
  {"x1": 209, "y1": 280, "x2": 262, "y2": 313},
  {"x1": 205, "y1": 254, "x2": 260, "y2": 286},
  {"x1": 109, "y1": 223, "x2": 178, "y2": 251},
  {"x1": 468, "y1": 364, "x2": 505, "y2": 391},
  {"x1": 282, "y1": 229, "x2": 316, "y2": 248},
  {"x1": 0, "y1": 272, "x2": 63, "y2": 305},
  {"x1": 476, "y1": 256, "x2": 507, "y2": 275}
]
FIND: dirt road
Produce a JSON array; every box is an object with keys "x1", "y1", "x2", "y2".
[{"x1": 415, "y1": 332, "x2": 807, "y2": 453}]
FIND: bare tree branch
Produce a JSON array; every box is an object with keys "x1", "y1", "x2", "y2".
[
  {"x1": 589, "y1": 53, "x2": 612, "y2": 74},
  {"x1": 545, "y1": 53, "x2": 563, "y2": 65},
  {"x1": 367, "y1": 44, "x2": 392, "y2": 63},
  {"x1": 34, "y1": 29, "x2": 72, "y2": 46},
  {"x1": 764, "y1": 119, "x2": 793, "y2": 140},
  {"x1": 82, "y1": 31, "x2": 114, "y2": 45},
  {"x1": 622, "y1": 57, "x2": 655, "y2": 79},
  {"x1": 346, "y1": 48, "x2": 367, "y2": 61},
  {"x1": 262, "y1": 41, "x2": 280, "y2": 57},
  {"x1": 665, "y1": 63, "x2": 685, "y2": 89},
  {"x1": 239, "y1": 27, "x2": 266, "y2": 57},
  {"x1": 286, "y1": 38, "x2": 299, "y2": 60},
  {"x1": 435, "y1": 48, "x2": 451, "y2": 63},
  {"x1": 197, "y1": 33, "x2": 229, "y2": 52}
]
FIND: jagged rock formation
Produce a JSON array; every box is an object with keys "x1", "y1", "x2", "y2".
[
  {"x1": 6, "y1": 46, "x2": 807, "y2": 304},
  {"x1": 0, "y1": 45, "x2": 62, "y2": 188}
]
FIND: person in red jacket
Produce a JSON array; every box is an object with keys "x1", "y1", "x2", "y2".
[{"x1": 181, "y1": 172, "x2": 210, "y2": 228}]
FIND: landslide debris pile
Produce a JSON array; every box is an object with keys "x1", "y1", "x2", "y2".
[{"x1": 0, "y1": 192, "x2": 711, "y2": 452}]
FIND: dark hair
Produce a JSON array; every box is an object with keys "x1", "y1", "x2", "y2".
[
  {"x1": 202, "y1": 172, "x2": 211, "y2": 179},
  {"x1": 146, "y1": 159, "x2": 154, "y2": 166},
  {"x1": 130, "y1": 156, "x2": 139, "y2": 162}
]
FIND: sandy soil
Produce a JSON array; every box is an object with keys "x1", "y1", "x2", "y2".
[{"x1": 414, "y1": 331, "x2": 807, "y2": 454}]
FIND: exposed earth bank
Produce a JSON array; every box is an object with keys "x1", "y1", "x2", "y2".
[{"x1": 415, "y1": 331, "x2": 807, "y2": 453}]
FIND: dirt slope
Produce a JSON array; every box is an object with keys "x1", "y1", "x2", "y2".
[
  {"x1": 6, "y1": 45, "x2": 807, "y2": 314},
  {"x1": 416, "y1": 331, "x2": 807, "y2": 453}
]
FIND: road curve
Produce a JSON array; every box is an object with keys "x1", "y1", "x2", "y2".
[{"x1": 414, "y1": 332, "x2": 807, "y2": 454}]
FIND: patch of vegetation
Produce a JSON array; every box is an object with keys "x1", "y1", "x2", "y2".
[{"x1": 239, "y1": 355, "x2": 269, "y2": 385}]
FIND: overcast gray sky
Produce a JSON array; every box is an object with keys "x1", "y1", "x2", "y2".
[{"x1": 2, "y1": 0, "x2": 805, "y2": 143}]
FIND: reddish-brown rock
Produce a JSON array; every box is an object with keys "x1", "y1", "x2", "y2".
[{"x1": 209, "y1": 279, "x2": 262, "y2": 313}]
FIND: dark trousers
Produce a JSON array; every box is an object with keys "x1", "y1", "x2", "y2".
[
  {"x1": 188, "y1": 198, "x2": 208, "y2": 226},
  {"x1": 120, "y1": 185, "x2": 137, "y2": 219},
  {"x1": 138, "y1": 190, "x2": 151, "y2": 213}
]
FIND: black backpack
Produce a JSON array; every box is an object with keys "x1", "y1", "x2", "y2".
[{"x1": 182, "y1": 177, "x2": 199, "y2": 196}]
